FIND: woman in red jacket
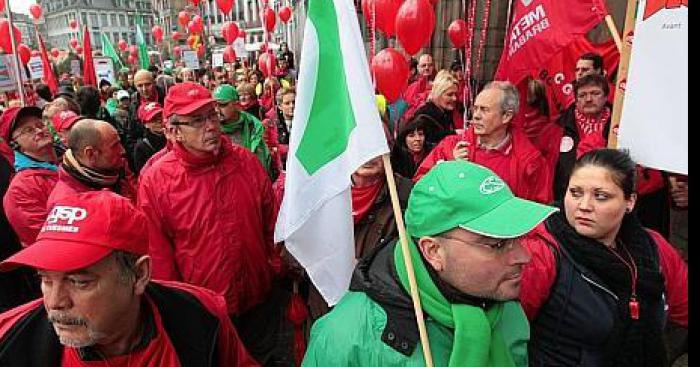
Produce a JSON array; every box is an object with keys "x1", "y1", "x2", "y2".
[{"x1": 520, "y1": 148, "x2": 687, "y2": 367}]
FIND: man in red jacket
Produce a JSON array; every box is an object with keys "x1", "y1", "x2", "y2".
[
  {"x1": 47, "y1": 119, "x2": 136, "y2": 209},
  {"x1": 138, "y1": 82, "x2": 286, "y2": 365},
  {"x1": 0, "y1": 191, "x2": 258, "y2": 366},
  {"x1": 415, "y1": 81, "x2": 553, "y2": 204},
  {"x1": 1, "y1": 106, "x2": 59, "y2": 246}
]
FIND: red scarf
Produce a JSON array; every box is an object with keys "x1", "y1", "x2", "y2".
[
  {"x1": 575, "y1": 107, "x2": 611, "y2": 138},
  {"x1": 351, "y1": 180, "x2": 384, "y2": 224}
]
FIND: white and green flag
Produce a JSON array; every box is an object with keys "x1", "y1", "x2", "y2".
[
  {"x1": 274, "y1": 0, "x2": 389, "y2": 305},
  {"x1": 135, "y1": 15, "x2": 150, "y2": 70}
]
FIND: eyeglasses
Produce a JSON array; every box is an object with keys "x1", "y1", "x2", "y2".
[
  {"x1": 12, "y1": 123, "x2": 46, "y2": 139},
  {"x1": 439, "y1": 235, "x2": 520, "y2": 254},
  {"x1": 172, "y1": 111, "x2": 221, "y2": 128}
]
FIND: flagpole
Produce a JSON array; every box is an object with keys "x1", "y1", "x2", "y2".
[
  {"x1": 5, "y1": 4, "x2": 27, "y2": 106},
  {"x1": 604, "y1": 15, "x2": 623, "y2": 53},
  {"x1": 608, "y1": 0, "x2": 639, "y2": 148},
  {"x1": 381, "y1": 154, "x2": 435, "y2": 367}
]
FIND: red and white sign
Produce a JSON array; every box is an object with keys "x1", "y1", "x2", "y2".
[{"x1": 618, "y1": 0, "x2": 688, "y2": 174}]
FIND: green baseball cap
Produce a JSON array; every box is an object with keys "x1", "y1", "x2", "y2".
[
  {"x1": 406, "y1": 160, "x2": 558, "y2": 238},
  {"x1": 213, "y1": 84, "x2": 239, "y2": 103}
]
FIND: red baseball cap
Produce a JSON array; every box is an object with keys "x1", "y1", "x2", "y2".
[
  {"x1": 0, "y1": 191, "x2": 148, "y2": 272},
  {"x1": 163, "y1": 82, "x2": 215, "y2": 120},
  {"x1": 0, "y1": 106, "x2": 43, "y2": 142},
  {"x1": 137, "y1": 102, "x2": 164, "y2": 123},
  {"x1": 51, "y1": 110, "x2": 82, "y2": 133}
]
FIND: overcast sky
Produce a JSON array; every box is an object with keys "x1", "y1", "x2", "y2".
[{"x1": 9, "y1": 0, "x2": 34, "y2": 14}]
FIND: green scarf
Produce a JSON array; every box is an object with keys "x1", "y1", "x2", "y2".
[
  {"x1": 221, "y1": 111, "x2": 271, "y2": 170},
  {"x1": 394, "y1": 238, "x2": 529, "y2": 367}
]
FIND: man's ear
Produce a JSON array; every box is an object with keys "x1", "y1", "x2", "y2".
[
  {"x1": 417, "y1": 237, "x2": 446, "y2": 272},
  {"x1": 133, "y1": 256, "x2": 151, "y2": 296}
]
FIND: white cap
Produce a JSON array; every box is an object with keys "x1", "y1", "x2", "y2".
[{"x1": 116, "y1": 90, "x2": 130, "y2": 100}]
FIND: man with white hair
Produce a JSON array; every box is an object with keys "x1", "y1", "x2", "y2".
[{"x1": 415, "y1": 81, "x2": 553, "y2": 204}]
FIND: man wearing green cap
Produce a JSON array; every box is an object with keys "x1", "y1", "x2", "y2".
[
  {"x1": 303, "y1": 160, "x2": 558, "y2": 366},
  {"x1": 214, "y1": 84, "x2": 275, "y2": 179}
]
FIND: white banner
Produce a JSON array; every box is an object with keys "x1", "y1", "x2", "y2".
[
  {"x1": 70, "y1": 59, "x2": 81, "y2": 76},
  {"x1": 28, "y1": 56, "x2": 44, "y2": 80},
  {"x1": 618, "y1": 0, "x2": 688, "y2": 174},
  {"x1": 233, "y1": 38, "x2": 248, "y2": 59},
  {"x1": 0, "y1": 55, "x2": 29, "y2": 92},
  {"x1": 94, "y1": 57, "x2": 116, "y2": 85},
  {"x1": 212, "y1": 52, "x2": 224, "y2": 68},
  {"x1": 182, "y1": 50, "x2": 200, "y2": 69}
]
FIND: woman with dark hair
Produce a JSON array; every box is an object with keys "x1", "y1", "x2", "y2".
[
  {"x1": 520, "y1": 149, "x2": 687, "y2": 367},
  {"x1": 390, "y1": 116, "x2": 433, "y2": 179}
]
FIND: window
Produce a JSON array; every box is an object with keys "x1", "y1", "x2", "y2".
[
  {"x1": 82, "y1": 13, "x2": 88, "y2": 27},
  {"x1": 101, "y1": 14, "x2": 108, "y2": 27},
  {"x1": 119, "y1": 14, "x2": 126, "y2": 27},
  {"x1": 111, "y1": 14, "x2": 117, "y2": 27},
  {"x1": 90, "y1": 13, "x2": 98, "y2": 27}
]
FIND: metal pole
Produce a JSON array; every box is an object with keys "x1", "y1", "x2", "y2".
[{"x1": 5, "y1": 3, "x2": 27, "y2": 106}]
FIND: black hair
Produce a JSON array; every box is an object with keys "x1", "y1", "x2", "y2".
[
  {"x1": 76, "y1": 86, "x2": 101, "y2": 118},
  {"x1": 579, "y1": 52, "x2": 605, "y2": 72},
  {"x1": 572, "y1": 149, "x2": 637, "y2": 199},
  {"x1": 573, "y1": 73, "x2": 610, "y2": 97},
  {"x1": 35, "y1": 83, "x2": 53, "y2": 102}
]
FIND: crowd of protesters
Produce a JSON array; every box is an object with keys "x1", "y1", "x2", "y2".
[{"x1": 0, "y1": 45, "x2": 688, "y2": 367}]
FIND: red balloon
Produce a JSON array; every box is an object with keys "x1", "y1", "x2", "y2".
[
  {"x1": 238, "y1": 29, "x2": 246, "y2": 38},
  {"x1": 173, "y1": 46, "x2": 182, "y2": 57},
  {"x1": 51, "y1": 48, "x2": 60, "y2": 58},
  {"x1": 152, "y1": 25, "x2": 164, "y2": 42},
  {"x1": 0, "y1": 0, "x2": 4, "y2": 13},
  {"x1": 17, "y1": 44, "x2": 31, "y2": 65},
  {"x1": 189, "y1": 0, "x2": 201, "y2": 5},
  {"x1": 279, "y1": 6, "x2": 292, "y2": 23},
  {"x1": 222, "y1": 22, "x2": 239, "y2": 44},
  {"x1": 262, "y1": 8, "x2": 276, "y2": 32},
  {"x1": 447, "y1": 19, "x2": 468, "y2": 48},
  {"x1": 172, "y1": 31, "x2": 182, "y2": 41},
  {"x1": 197, "y1": 44, "x2": 205, "y2": 58},
  {"x1": 128, "y1": 55, "x2": 137, "y2": 65},
  {"x1": 259, "y1": 43, "x2": 268, "y2": 53},
  {"x1": 31, "y1": 50, "x2": 40, "y2": 57},
  {"x1": 70, "y1": 38, "x2": 79, "y2": 49},
  {"x1": 0, "y1": 20, "x2": 22, "y2": 56},
  {"x1": 371, "y1": 48, "x2": 409, "y2": 102},
  {"x1": 395, "y1": 0, "x2": 435, "y2": 55},
  {"x1": 129, "y1": 45, "x2": 139, "y2": 57},
  {"x1": 69, "y1": 19, "x2": 79, "y2": 30},
  {"x1": 178, "y1": 11, "x2": 190, "y2": 28},
  {"x1": 29, "y1": 4, "x2": 43, "y2": 20},
  {"x1": 361, "y1": 0, "x2": 400, "y2": 37},
  {"x1": 216, "y1": 0, "x2": 234, "y2": 15},
  {"x1": 75, "y1": 45, "x2": 83, "y2": 54},
  {"x1": 223, "y1": 46, "x2": 236, "y2": 63},
  {"x1": 257, "y1": 51, "x2": 277, "y2": 77},
  {"x1": 118, "y1": 39, "x2": 128, "y2": 52},
  {"x1": 189, "y1": 17, "x2": 203, "y2": 34}
]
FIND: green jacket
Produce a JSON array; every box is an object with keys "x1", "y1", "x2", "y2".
[
  {"x1": 221, "y1": 111, "x2": 274, "y2": 179},
  {"x1": 303, "y1": 242, "x2": 530, "y2": 367}
]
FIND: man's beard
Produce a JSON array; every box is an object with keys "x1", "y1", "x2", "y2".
[{"x1": 48, "y1": 313, "x2": 107, "y2": 348}]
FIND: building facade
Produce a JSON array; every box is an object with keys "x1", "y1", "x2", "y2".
[
  {"x1": 38, "y1": 0, "x2": 156, "y2": 51},
  {"x1": 10, "y1": 12, "x2": 38, "y2": 50}
]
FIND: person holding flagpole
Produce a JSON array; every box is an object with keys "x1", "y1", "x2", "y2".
[{"x1": 303, "y1": 160, "x2": 557, "y2": 366}]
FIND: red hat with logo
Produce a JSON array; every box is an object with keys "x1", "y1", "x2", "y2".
[
  {"x1": 137, "y1": 102, "x2": 164, "y2": 123},
  {"x1": 0, "y1": 191, "x2": 148, "y2": 272},
  {"x1": 0, "y1": 106, "x2": 43, "y2": 143},
  {"x1": 163, "y1": 82, "x2": 215, "y2": 120},
  {"x1": 51, "y1": 110, "x2": 82, "y2": 133}
]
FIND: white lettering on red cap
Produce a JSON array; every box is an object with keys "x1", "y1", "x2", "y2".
[
  {"x1": 188, "y1": 89, "x2": 200, "y2": 98},
  {"x1": 43, "y1": 206, "x2": 87, "y2": 233},
  {"x1": 59, "y1": 111, "x2": 73, "y2": 120},
  {"x1": 144, "y1": 102, "x2": 158, "y2": 111}
]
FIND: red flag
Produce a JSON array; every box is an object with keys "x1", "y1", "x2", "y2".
[
  {"x1": 37, "y1": 33, "x2": 58, "y2": 95},
  {"x1": 495, "y1": 0, "x2": 607, "y2": 85},
  {"x1": 82, "y1": 25, "x2": 96, "y2": 87}
]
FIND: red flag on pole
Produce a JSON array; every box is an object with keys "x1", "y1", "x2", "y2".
[
  {"x1": 494, "y1": 0, "x2": 608, "y2": 85},
  {"x1": 82, "y1": 25, "x2": 96, "y2": 87},
  {"x1": 37, "y1": 33, "x2": 58, "y2": 95}
]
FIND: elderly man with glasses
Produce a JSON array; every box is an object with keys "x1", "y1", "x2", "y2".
[
  {"x1": 137, "y1": 82, "x2": 287, "y2": 365},
  {"x1": 1, "y1": 106, "x2": 59, "y2": 246}
]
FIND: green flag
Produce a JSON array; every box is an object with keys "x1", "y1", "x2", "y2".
[
  {"x1": 135, "y1": 15, "x2": 150, "y2": 70},
  {"x1": 101, "y1": 33, "x2": 124, "y2": 70}
]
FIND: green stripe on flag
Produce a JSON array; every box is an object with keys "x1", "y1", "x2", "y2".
[
  {"x1": 295, "y1": 0, "x2": 356, "y2": 175},
  {"x1": 101, "y1": 33, "x2": 125, "y2": 70}
]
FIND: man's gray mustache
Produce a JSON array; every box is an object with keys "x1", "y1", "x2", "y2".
[{"x1": 48, "y1": 314, "x2": 88, "y2": 327}]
